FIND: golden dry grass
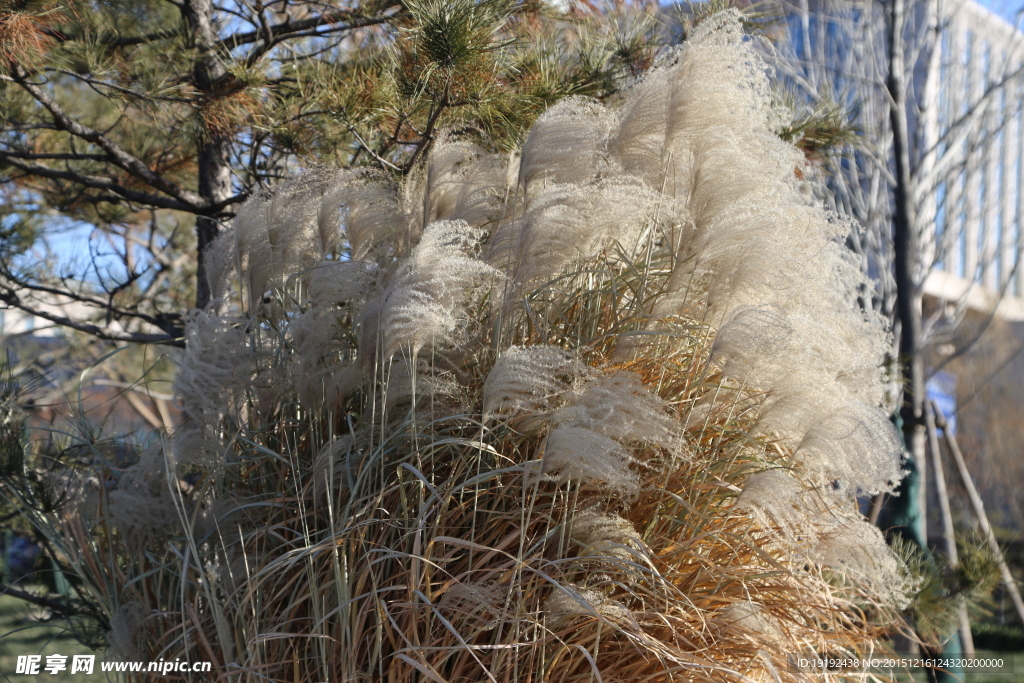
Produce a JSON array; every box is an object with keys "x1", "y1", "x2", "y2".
[{"x1": 42, "y1": 247, "x2": 900, "y2": 682}]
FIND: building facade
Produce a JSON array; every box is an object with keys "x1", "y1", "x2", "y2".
[
  {"x1": 779, "y1": 0, "x2": 1024, "y2": 322},
  {"x1": 923, "y1": 0, "x2": 1024, "y2": 320}
]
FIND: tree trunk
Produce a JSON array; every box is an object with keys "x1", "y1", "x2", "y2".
[
  {"x1": 195, "y1": 141, "x2": 232, "y2": 309},
  {"x1": 886, "y1": 0, "x2": 927, "y2": 522},
  {"x1": 182, "y1": 0, "x2": 233, "y2": 310},
  {"x1": 928, "y1": 401, "x2": 975, "y2": 657}
]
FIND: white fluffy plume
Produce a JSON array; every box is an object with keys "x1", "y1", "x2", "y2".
[
  {"x1": 736, "y1": 470, "x2": 914, "y2": 608},
  {"x1": 482, "y1": 345, "x2": 580, "y2": 418},
  {"x1": 555, "y1": 372, "x2": 678, "y2": 450},
  {"x1": 541, "y1": 424, "x2": 638, "y2": 494},
  {"x1": 172, "y1": 9, "x2": 906, "y2": 615},
  {"x1": 377, "y1": 219, "x2": 499, "y2": 358}
]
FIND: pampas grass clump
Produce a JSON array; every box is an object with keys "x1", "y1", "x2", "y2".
[{"x1": 47, "y1": 12, "x2": 912, "y2": 682}]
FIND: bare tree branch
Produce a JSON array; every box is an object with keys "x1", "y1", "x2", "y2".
[
  {"x1": 0, "y1": 156, "x2": 199, "y2": 213},
  {"x1": 916, "y1": 61, "x2": 1024, "y2": 198},
  {"x1": 0, "y1": 151, "x2": 109, "y2": 161},
  {"x1": 0, "y1": 291, "x2": 183, "y2": 346},
  {"x1": 222, "y1": 8, "x2": 399, "y2": 51},
  {"x1": 0, "y1": 583, "x2": 81, "y2": 618},
  {"x1": 9, "y1": 65, "x2": 206, "y2": 209}
]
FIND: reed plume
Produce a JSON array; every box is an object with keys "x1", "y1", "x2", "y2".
[{"x1": 48, "y1": 11, "x2": 915, "y2": 682}]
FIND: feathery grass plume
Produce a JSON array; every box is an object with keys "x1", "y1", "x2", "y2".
[
  {"x1": 735, "y1": 469, "x2": 814, "y2": 553},
  {"x1": 105, "y1": 602, "x2": 148, "y2": 662},
  {"x1": 168, "y1": 421, "x2": 224, "y2": 477},
  {"x1": 813, "y1": 515, "x2": 915, "y2": 609},
  {"x1": 202, "y1": 229, "x2": 241, "y2": 308},
  {"x1": 715, "y1": 307, "x2": 899, "y2": 492},
  {"x1": 424, "y1": 139, "x2": 511, "y2": 228},
  {"x1": 720, "y1": 600, "x2": 785, "y2": 643},
  {"x1": 712, "y1": 305, "x2": 795, "y2": 376},
  {"x1": 737, "y1": 470, "x2": 915, "y2": 609},
  {"x1": 229, "y1": 173, "x2": 333, "y2": 310},
  {"x1": 32, "y1": 10, "x2": 918, "y2": 682},
  {"x1": 173, "y1": 310, "x2": 252, "y2": 427},
  {"x1": 380, "y1": 357, "x2": 465, "y2": 415},
  {"x1": 482, "y1": 344, "x2": 580, "y2": 417},
  {"x1": 288, "y1": 306, "x2": 363, "y2": 413},
  {"x1": 518, "y1": 96, "x2": 618, "y2": 195},
  {"x1": 171, "y1": 309, "x2": 271, "y2": 480},
  {"x1": 326, "y1": 169, "x2": 407, "y2": 261},
  {"x1": 438, "y1": 581, "x2": 507, "y2": 631},
  {"x1": 306, "y1": 259, "x2": 378, "y2": 306},
  {"x1": 378, "y1": 219, "x2": 499, "y2": 358},
  {"x1": 106, "y1": 445, "x2": 177, "y2": 537},
  {"x1": 612, "y1": 62, "x2": 673, "y2": 187},
  {"x1": 495, "y1": 176, "x2": 666, "y2": 290},
  {"x1": 544, "y1": 583, "x2": 631, "y2": 622},
  {"x1": 625, "y1": 11, "x2": 896, "y2": 469},
  {"x1": 793, "y1": 402, "x2": 903, "y2": 494},
  {"x1": 569, "y1": 508, "x2": 642, "y2": 560},
  {"x1": 205, "y1": 169, "x2": 403, "y2": 306},
  {"x1": 541, "y1": 424, "x2": 638, "y2": 493},
  {"x1": 556, "y1": 371, "x2": 678, "y2": 449}
]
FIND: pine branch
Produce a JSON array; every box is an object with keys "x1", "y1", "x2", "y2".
[
  {"x1": 344, "y1": 119, "x2": 401, "y2": 171},
  {"x1": 40, "y1": 27, "x2": 184, "y2": 47},
  {"x1": 0, "y1": 151, "x2": 109, "y2": 161},
  {"x1": 241, "y1": 14, "x2": 398, "y2": 67},
  {"x1": 403, "y1": 102, "x2": 448, "y2": 173},
  {"x1": 206, "y1": 192, "x2": 250, "y2": 215},
  {"x1": 46, "y1": 68, "x2": 196, "y2": 103},
  {"x1": 222, "y1": 8, "x2": 401, "y2": 51},
  {"x1": 9, "y1": 64, "x2": 206, "y2": 210},
  {"x1": 0, "y1": 155, "x2": 199, "y2": 213}
]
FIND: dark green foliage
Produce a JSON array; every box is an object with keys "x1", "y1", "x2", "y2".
[
  {"x1": 777, "y1": 90, "x2": 859, "y2": 164},
  {"x1": 972, "y1": 623, "x2": 1024, "y2": 651},
  {"x1": 900, "y1": 533, "x2": 1002, "y2": 647},
  {"x1": 0, "y1": 352, "x2": 26, "y2": 479},
  {"x1": 0, "y1": 354, "x2": 109, "y2": 648}
]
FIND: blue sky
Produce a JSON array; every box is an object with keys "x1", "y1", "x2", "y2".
[{"x1": 960, "y1": 0, "x2": 1022, "y2": 24}]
